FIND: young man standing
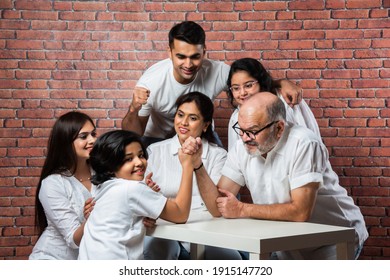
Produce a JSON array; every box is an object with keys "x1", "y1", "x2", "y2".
[{"x1": 122, "y1": 21, "x2": 301, "y2": 146}]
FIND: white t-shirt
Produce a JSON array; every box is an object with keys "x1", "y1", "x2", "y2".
[
  {"x1": 137, "y1": 58, "x2": 230, "y2": 138},
  {"x1": 222, "y1": 124, "x2": 368, "y2": 258},
  {"x1": 78, "y1": 178, "x2": 167, "y2": 260},
  {"x1": 227, "y1": 91, "x2": 322, "y2": 151},
  {"x1": 146, "y1": 135, "x2": 226, "y2": 217},
  {"x1": 29, "y1": 174, "x2": 91, "y2": 260}
]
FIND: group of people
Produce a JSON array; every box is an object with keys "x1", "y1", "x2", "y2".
[{"x1": 30, "y1": 21, "x2": 368, "y2": 260}]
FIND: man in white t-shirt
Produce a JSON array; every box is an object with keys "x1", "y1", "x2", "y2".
[
  {"x1": 188, "y1": 92, "x2": 368, "y2": 259},
  {"x1": 121, "y1": 21, "x2": 301, "y2": 146}
]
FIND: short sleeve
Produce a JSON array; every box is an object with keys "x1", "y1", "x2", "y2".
[
  {"x1": 221, "y1": 147, "x2": 246, "y2": 187},
  {"x1": 206, "y1": 147, "x2": 227, "y2": 185},
  {"x1": 127, "y1": 182, "x2": 167, "y2": 219},
  {"x1": 290, "y1": 140, "x2": 326, "y2": 190}
]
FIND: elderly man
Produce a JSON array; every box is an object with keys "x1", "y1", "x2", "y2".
[{"x1": 187, "y1": 92, "x2": 368, "y2": 259}]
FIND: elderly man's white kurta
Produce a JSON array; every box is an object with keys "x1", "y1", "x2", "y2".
[{"x1": 222, "y1": 124, "x2": 368, "y2": 257}]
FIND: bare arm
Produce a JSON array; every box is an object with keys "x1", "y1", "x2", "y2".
[
  {"x1": 121, "y1": 87, "x2": 150, "y2": 134},
  {"x1": 217, "y1": 182, "x2": 319, "y2": 222},
  {"x1": 73, "y1": 221, "x2": 86, "y2": 246},
  {"x1": 159, "y1": 149, "x2": 193, "y2": 223},
  {"x1": 274, "y1": 79, "x2": 302, "y2": 107},
  {"x1": 196, "y1": 170, "x2": 241, "y2": 217},
  {"x1": 180, "y1": 136, "x2": 242, "y2": 217}
]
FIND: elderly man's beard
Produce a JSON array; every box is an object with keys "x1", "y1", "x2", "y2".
[{"x1": 243, "y1": 129, "x2": 278, "y2": 157}]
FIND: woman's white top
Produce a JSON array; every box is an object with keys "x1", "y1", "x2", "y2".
[
  {"x1": 228, "y1": 93, "x2": 321, "y2": 151},
  {"x1": 78, "y1": 178, "x2": 167, "y2": 260},
  {"x1": 29, "y1": 174, "x2": 91, "y2": 260}
]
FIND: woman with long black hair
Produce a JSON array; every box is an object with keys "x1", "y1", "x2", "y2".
[{"x1": 30, "y1": 111, "x2": 96, "y2": 260}]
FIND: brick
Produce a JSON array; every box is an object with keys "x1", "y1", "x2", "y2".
[
  {"x1": 361, "y1": 69, "x2": 379, "y2": 78},
  {"x1": 0, "y1": 20, "x2": 30, "y2": 30},
  {"x1": 16, "y1": 31, "x2": 49, "y2": 40},
  {"x1": 0, "y1": 216, "x2": 13, "y2": 228},
  {"x1": 15, "y1": 70, "x2": 51, "y2": 79},
  {"x1": 359, "y1": 18, "x2": 390, "y2": 29},
  {"x1": 361, "y1": 207, "x2": 386, "y2": 216},
  {"x1": 334, "y1": 39, "x2": 371, "y2": 49},
  {"x1": 318, "y1": 80, "x2": 351, "y2": 88},
  {"x1": 352, "y1": 187, "x2": 389, "y2": 196},
  {"x1": 289, "y1": 30, "x2": 325, "y2": 39},
  {"x1": 364, "y1": 30, "x2": 382, "y2": 38},
  {"x1": 333, "y1": 147, "x2": 370, "y2": 157},
  {"x1": 370, "y1": 148, "x2": 390, "y2": 157},
  {"x1": 289, "y1": 0, "x2": 325, "y2": 10},
  {"x1": 22, "y1": 11, "x2": 58, "y2": 20},
  {"x1": 332, "y1": 10, "x2": 369, "y2": 19},
  {"x1": 347, "y1": 0, "x2": 381, "y2": 8},
  {"x1": 354, "y1": 158, "x2": 389, "y2": 167},
  {"x1": 26, "y1": 80, "x2": 48, "y2": 89},
  {"x1": 356, "y1": 128, "x2": 390, "y2": 137},
  {"x1": 0, "y1": 166, "x2": 19, "y2": 177},
  {"x1": 0, "y1": 1, "x2": 388, "y2": 261},
  {"x1": 0, "y1": 0, "x2": 12, "y2": 9},
  {"x1": 354, "y1": 49, "x2": 390, "y2": 58},
  {"x1": 52, "y1": 70, "x2": 89, "y2": 80},
  {"x1": 349, "y1": 99, "x2": 385, "y2": 108},
  {"x1": 304, "y1": 20, "x2": 339, "y2": 29},
  {"x1": 329, "y1": 118, "x2": 367, "y2": 127},
  {"x1": 291, "y1": 60, "x2": 326, "y2": 69},
  {"x1": 316, "y1": 50, "x2": 353, "y2": 59},
  {"x1": 295, "y1": 11, "x2": 331, "y2": 20},
  {"x1": 48, "y1": 80, "x2": 80, "y2": 89},
  {"x1": 339, "y1": 19, "x2": 358, "y2": 29},
  {"x1": 344, "y1": 109, "x2": 380, "y2": 118},
  {"x1": 46, "y1": 51, "x2": 82, "y2": 60}
]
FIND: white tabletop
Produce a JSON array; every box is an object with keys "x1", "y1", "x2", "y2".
[{"x1": 147, "y1": 212, "x2": 355, "y2": 259}]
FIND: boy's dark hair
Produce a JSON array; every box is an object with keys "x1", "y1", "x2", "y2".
[
  {"x1": 226, "y1": 58, "x2": 280, "y2": 108},
  {"x1": 89, "y1": 130, "x2": 148, "y2": 185},
  {"x1": 169, "y1": 21, "x2": 206, "y2": 49}
]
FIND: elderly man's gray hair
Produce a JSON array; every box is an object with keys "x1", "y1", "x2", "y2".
[{"x1": 267, "y1": 97, "x2": 286, "y2": 122}]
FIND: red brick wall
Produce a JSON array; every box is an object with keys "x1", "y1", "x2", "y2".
[{"x1": 0, "y1": 0, "x2": 389, "y2": 260}]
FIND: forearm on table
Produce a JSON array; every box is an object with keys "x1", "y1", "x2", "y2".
[
  {"x1": 241, "y1": 202, "x2": 311, "y2": 222},
  {"x1": 195, "y1": 167, "x2": 221, "y2": 217},
  {"x1": 174, "y1": 165, "x2": 193, "y2": 218},
  {"x1": 162, "y1": 164, "x2": 193, "y2": 223}
]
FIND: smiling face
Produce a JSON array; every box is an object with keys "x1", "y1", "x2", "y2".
[
  {"x1": 169, "y1": 39, "x2": 206, "y2": 84},
  {"x1": 114, "y1": 142, "x2": 147, "y2": 181},
  {"x1": 73, "y1": 121, "x2": 96, "y2": 161},
  {"x1": 174, "y1": 101, "x2": 209, "y2": 145},
  {"x1": 230, "y1": 70, "x2": 261, "y2": 106}
]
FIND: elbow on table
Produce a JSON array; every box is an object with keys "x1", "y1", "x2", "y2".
[
  {"x1": 175, "y1": 216, "x2": 189, "y2": 224},
  {"x1": 211, "y1": 210, "x2": 222, "y2": 218},
  {"x1": 291, "y1": 211, "x2": 312, "y2": 222}
]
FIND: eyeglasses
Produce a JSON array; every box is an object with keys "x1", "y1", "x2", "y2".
[
  {"x1": 232, "y1": 121, "x2": 278, "y2": 140},
  {"x1": 229, "y1": 81, "x2": 258, "y2": 94}
]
